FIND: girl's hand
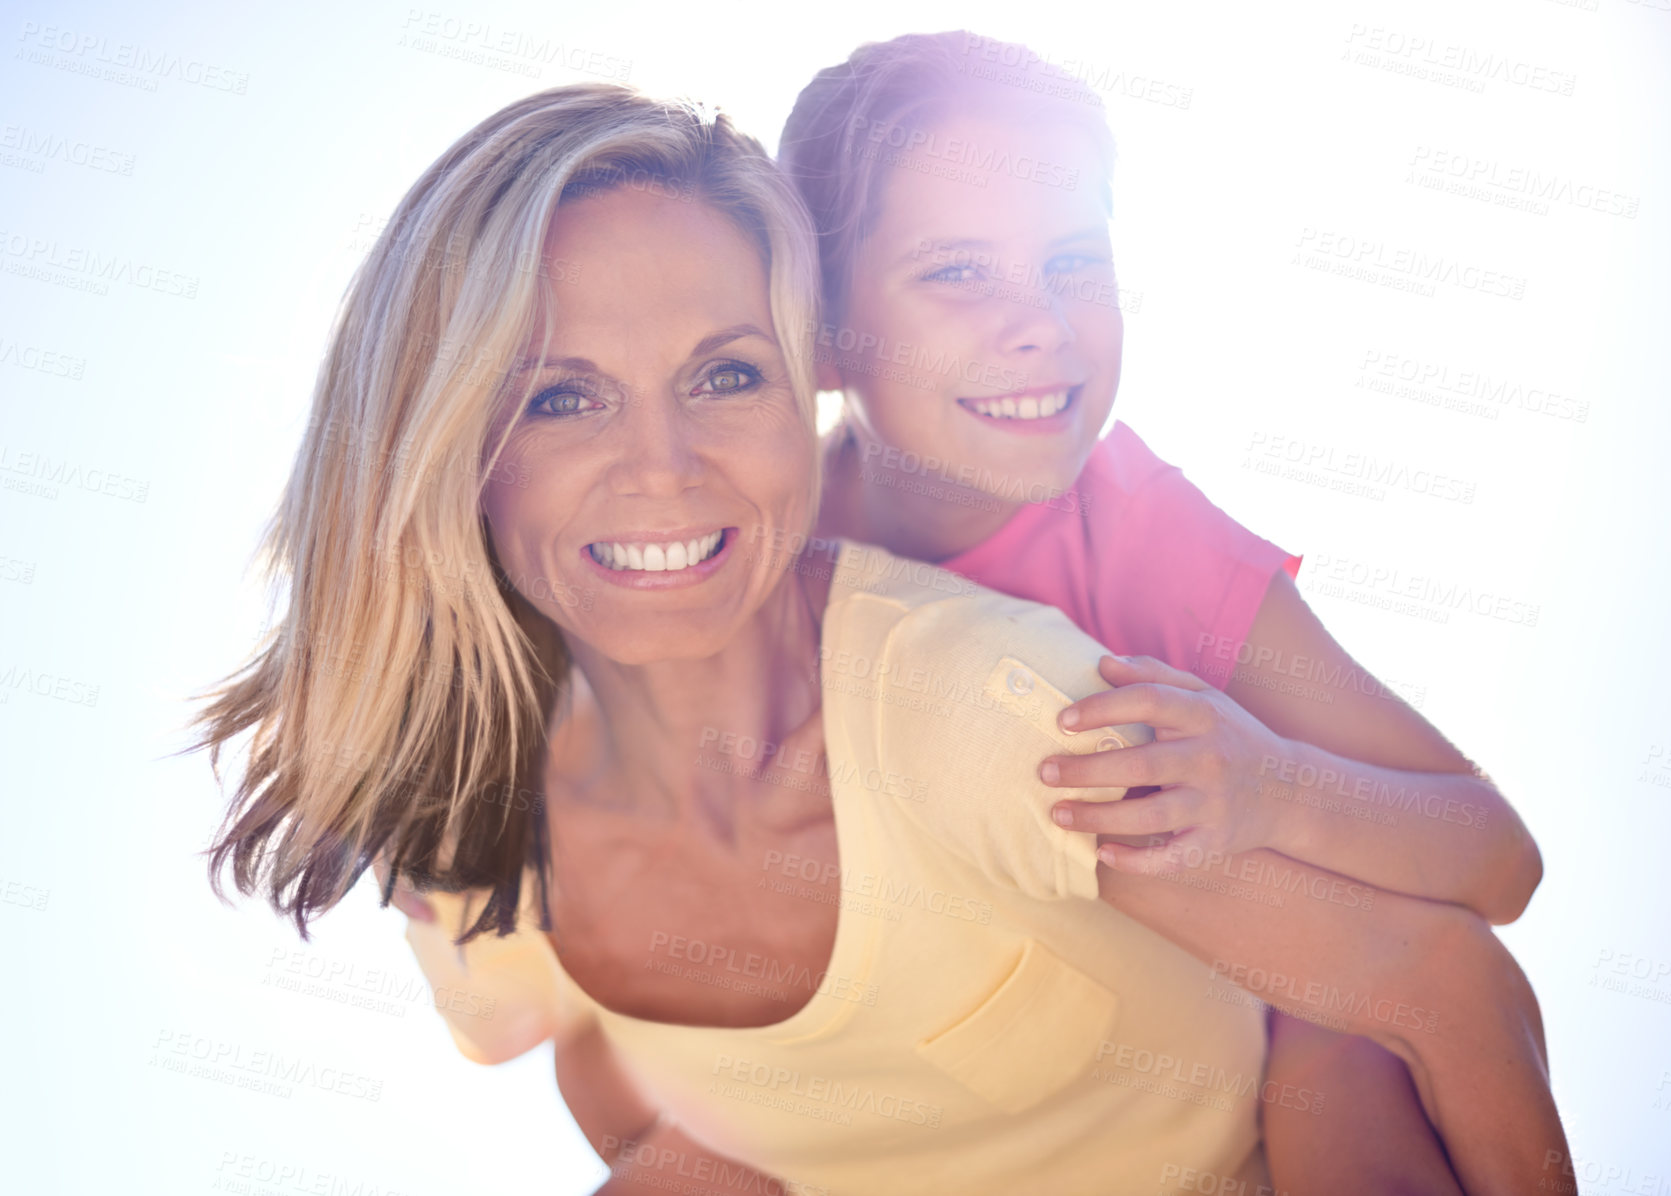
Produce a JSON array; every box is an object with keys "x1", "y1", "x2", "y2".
[
  {"x1": 371, "y1": 852, "x2": 437, "y2": 922},
  {"x1": 1041, "y1": 655, "x2": 1289, "y2": 872}
]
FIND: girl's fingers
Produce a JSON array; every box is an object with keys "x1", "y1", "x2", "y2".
[
  {"x1": 1057, "y1": 682, "x2": 1210, "y2": 736},
  {"x1": 1052, "y1": 788, "x2": 1201, "y2": 838},
  {"x1": 1040, "y1": 739, "x2": 1196, "y2": 790},
  {"x1": 1094, "y1": 837, "x2": 1182, "y2": 875},
  {"x1": 1095, "y1": 825, "x2": 1210, "y2": 874},
  {"x1": 1097, "y1": 654, "x2": 1213, "y2": 693}
]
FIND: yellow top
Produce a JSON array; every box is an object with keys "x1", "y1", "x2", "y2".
[{"x1": 404, "y1": 540, "x2": 1270, "y2": 1196}]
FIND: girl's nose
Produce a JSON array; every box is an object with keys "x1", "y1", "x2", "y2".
[{"x1": 996, "y1": 281, "x2": 1077, "y2": 356}]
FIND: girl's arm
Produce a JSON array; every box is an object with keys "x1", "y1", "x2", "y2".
[
  {"x1": 1045, "y1": 573, "x2": 1542, "y2": 923},
  {"x1": 1094, "y1": 844, "x2": 1565, "y2": 1196},
  {"x1": 1227, "y1": 571, "x2": 1541, "y2": 921}
]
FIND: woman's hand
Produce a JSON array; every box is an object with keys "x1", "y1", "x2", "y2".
[
  {"x1": 370, "y1": 853, "x2": 437, "y2": 922},
  {"x1": 1041, "y1": 654, "x2": 1290, "y2": 871}
]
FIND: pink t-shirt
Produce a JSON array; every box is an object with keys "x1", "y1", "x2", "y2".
[{"x1": 939, "y1": 422, "x2": 1303, "y2": 690}]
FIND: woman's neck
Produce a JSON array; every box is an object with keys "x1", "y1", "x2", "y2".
[
  {"x1": 814, "y1": 421, "x2": 1020, "y2": 564},
  {"x1": 556, "y1": 554, "x2": 833, "y2": 841}
]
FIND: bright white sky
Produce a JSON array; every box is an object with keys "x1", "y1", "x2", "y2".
[{"x1": 2, "y1": 0, "x2": 1669, "y2": 1192}]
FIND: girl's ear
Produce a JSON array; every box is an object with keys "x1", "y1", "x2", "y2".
[{"x1": 814, "y1": 355, "x2": 843, "y2": 394}]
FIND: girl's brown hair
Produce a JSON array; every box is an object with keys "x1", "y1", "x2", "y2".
[
  {"x1": 779, "y1": 30, "x2": 1117, "y2": 324},
  {"x1": 188, "y1": 83, "x2": 820, "y2": 945}
]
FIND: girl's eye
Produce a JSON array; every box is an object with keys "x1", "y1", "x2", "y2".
[
  {"x1": 693, "y1": 362, "x2": 763, "y2": 396},
  {"x1": 528, "y1": 384, "x2": 601, "y2": 418},
  {"x1": 1046, "y1": 253, "x2": 1104, "y2": 274}
]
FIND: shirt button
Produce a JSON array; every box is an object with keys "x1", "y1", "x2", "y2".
[
  {"x1": 1006, "y1": 668, "x2": 1034, "y2": 696},
  {"x1": 1096, "y1": 734, "x2": 1128, "y2": 753}
]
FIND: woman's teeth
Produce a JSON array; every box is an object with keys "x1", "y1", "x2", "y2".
[
  {"x1": 967, "y1": 389, "x2": 1071, "y2": 420},
  {"x1": 588, "y1": 531, "x2": 723, "y2": 572}
]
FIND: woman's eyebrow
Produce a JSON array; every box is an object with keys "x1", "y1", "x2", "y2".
[
  {"x1": 513, "y1": 354, "x2": 595, "y2": 374},
  {"x1": 512, "y1": 324, "x2": 773, "y2": 374},
  {"x1": 689, "y1": 323, "x2": 774, "y2": 356}
]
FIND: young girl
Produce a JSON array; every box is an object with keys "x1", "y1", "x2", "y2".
[{"x1": 777, "y1": 29, "x2": 1559, "y2": 1195}]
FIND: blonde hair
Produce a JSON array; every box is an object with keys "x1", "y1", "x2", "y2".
[
  {"x1": 779, "y1": 30, "x2": 1116, "y2": 323},
  {"x1": 189, "y1": 83, "x2": 821, "y2": 944}
]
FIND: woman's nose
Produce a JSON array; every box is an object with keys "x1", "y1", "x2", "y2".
[{"x1": 608, "y1": 392, "x2": 705, "y2": 497}]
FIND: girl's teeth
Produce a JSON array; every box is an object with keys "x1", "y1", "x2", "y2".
[
  {"x1": 590, "y1": 531, "x2": 723, "y2": 572},
  {"x1": 971, "y1": 389, "x2": 1070, "y2": 420}
]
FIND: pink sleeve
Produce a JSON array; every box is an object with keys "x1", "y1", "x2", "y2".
[{"x1": 1089, "y1": 436, "x2": 1301, "y2": 691}]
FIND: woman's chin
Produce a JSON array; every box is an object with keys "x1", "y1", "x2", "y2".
[{"x1": 572, "y1": 619, "x2": 739, "y2": 670}]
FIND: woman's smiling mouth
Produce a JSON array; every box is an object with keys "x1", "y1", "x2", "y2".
[{"x1": 586, "y1": 528, "x2": 729, "y2": 573}]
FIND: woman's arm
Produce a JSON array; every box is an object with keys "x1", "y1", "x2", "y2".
[
  {"x1": 1045, "y1": 573, "x2": 1542, "y2": 922},
  {"x1": 372, "y1": 860, "x2": 781, "y2": 1195},
  {"x1": 1095, "y1": 845, "x2": 1564, "y2": 1196},
  {"x1": 557, "y1": 1016, "x2": 661, "y2": 1174},
  {"x1": 558, "y1": 1019, "x2": 786, "y2": 1196}
]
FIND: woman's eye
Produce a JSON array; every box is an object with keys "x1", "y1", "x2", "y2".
[
  {"x1": 694, "y1": 362, "x2": 762, "y2": 396},
  {"x1": 923, "y1": 264, "x2": 981, "y2": 284},
  {"x1": 528, "y1": 385, "x2": 599, "y2": 418}
]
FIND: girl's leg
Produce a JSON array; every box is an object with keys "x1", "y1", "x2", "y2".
[
  {"x1": 1262, "y1": 1011, "x2": 1462, "y2": 1196},
  {"x1": 1388, "y1": 909, "x2": 1562, "y2": 1196},
  {"x1": 1098, "y1": 848, "x2": 1567, "y2": 1196}
]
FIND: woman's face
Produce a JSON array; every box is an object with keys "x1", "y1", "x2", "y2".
[
  {"x1": 481, "y1": 186, "x2": 815, "y2": 666},
  {"x1": 835, "y1": 111, "x2": 1122, "y2": 503}
]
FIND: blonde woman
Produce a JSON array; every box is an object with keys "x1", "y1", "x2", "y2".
[{"x1": 192, "y1": 85, "x2": 1563, "y2": 1195}]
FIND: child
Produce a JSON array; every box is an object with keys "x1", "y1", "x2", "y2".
[{"x1": 779, "y1": 29, "x2": 1560, "y2": 1195}]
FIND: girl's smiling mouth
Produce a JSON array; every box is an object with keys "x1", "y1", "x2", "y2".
[{"x1": 956, "y1": 384, "x2": 1082, "y2": 429}]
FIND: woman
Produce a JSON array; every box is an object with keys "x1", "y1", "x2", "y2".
[{"x1": 192, "y1": 84, "x2": 1561, "y2": 1195}]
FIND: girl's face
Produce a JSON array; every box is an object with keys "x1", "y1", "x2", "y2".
[
  {"x1": 480, "y1": 186, "x2": 815, "y2": 667},
  {"x1": 835, "y1": 111, "x2": 1122, "y2": 505}
]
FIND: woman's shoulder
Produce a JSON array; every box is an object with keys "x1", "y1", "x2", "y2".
[
  {"x1": 399, "y1": 875, "x2": 585, "y2": 1065},
  {"x1": 822, "y1": 538, "x2": 1151, "y2": 904},
  {"x1": 827, "y1": 538, "x2": 1113, "y2": 688}
]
